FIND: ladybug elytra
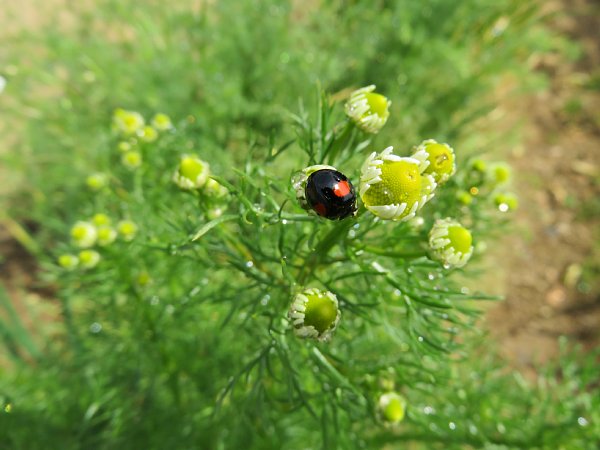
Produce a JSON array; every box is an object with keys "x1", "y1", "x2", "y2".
[{"x1": 305, "y1": 169, "x2": 357, "y2": 220}]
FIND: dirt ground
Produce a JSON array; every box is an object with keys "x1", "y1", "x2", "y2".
[
  {"x1": 0, "y1": 0, "x2": 599, "y2": 370},
  {"x1": 484, "y1": 0, "x2": 600, "y2": 368}
]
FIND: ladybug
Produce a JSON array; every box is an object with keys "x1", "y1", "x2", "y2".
[{"x1": 305, "y1": 169, "x2": 357, "y2": 220}]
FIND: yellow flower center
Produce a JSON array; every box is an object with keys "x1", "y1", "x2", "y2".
[
  {"x1": 447, "y1": 226, "x2": 472, "y2": 254},
  {"x1": 303, "y1": 293, "x2": 337, "y2": 333},
  {"x1": 71, "y1": 225, "x2": 88, "y2": 240},
  {"x1": 179, "y1": 157, "x2": 205, "y2": 181},
  {"x1": 363, "y1": 160, "x2": 421, "y2": 207},
  {"x1": 383, "y1": 397, "x2": 405, "y2": 423},
  {"x1": 364, "y1": 92, "x2": 389, "y2": 118},
  {"x1": 423, "y1": 143, "x2": 454, "y2": 180}
]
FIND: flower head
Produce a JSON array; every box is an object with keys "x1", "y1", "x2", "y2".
[
  {"x1": 151, "y1": 113, "x2": 173, "y2": 131},
  {"x1": 58, "y1": 254, "x2": 79, "y2": 270},
  {"x1": 96, "y1": 226, "x2": 117, "y2": 246},
  {"x1": 173, "y1": 155, "x2": 210, "y2": 190},
  {"x1": 86, "y1": 173, "x2": 108, "y2": 192},
  {"x1": 494, "y1": 192, "x2": 518, "y2": 212},
  {"x1": 360, "y1": 147, "x2": 436, "y2": 221},
  {"x1": 288, "y1": 288, "x2": 341, "y2": 341},
  {"x1": 117, "y1": 220, "x2": 138, "y2": 241},
  {"x1": 91, "y1": 213, "x2": 111, "y2": 227},
  {"x1": 345, "y1": 85, "x2": 391, "y2": 134},
  {"x1": 137, "y1": 126, "x2": 158, "y2": 143},
  {"x1": 204, "y1": 178, "x2": 228, "y2": 197},
  {"x1": 121, "y1": 151, "x2": 142, "y2": 170},
  {"x1": 428, "y1": 218, "x2": 473, "y2": 268},
  {"x1": 489, "y1": 162, "x2": 511, "y2": 185},
  {"x1": 411, "y1": 139, "x2": 456, "y2": 184},
  {"x1": 113, "y1": 109, "x2": 145, "y2": 135},
  {"x1": 78, "y1": 250, "x2": 101, "y2": 269},
  {"x1": 378, "y1": 392, "x2": 407, "y2": 425},
  {"x1": 70, "y1": 221, "x2": 97, "y2": 248}
]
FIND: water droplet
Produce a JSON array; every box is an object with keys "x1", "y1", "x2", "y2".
[
  {"x1": 498, "y1": 203, "x2": 509, "y2": 212},
  {"x1": 281, "y1": 219, "x2": 288, "y2": 225},
  {"x1": 469, "y1": 424, "x2": 478, "y2": 435},
  {"x1": 90, "y1": 322, "x2": 102, "y2": 333},
  {"x1": 261, "y1": 295, "x2": 271, "y2": 306},
  {"x1": 393, "y1": 289, "x2": 401, "y2": 296},
  {"x1": 578, "y1": 417, "x2": 588, "y2": 427},
  {"x1": 348, "y1": 230, "x2": 356, "y2": 238},
  {"x1": 427, "y1": 273, "x2": 435, "y2": 280},
  {"x1": 417, "y1": 336, "x2": 424, "y2": 342},
  {"x1": 423, "y1": 406, "x2": 435, "y2": 415},
  {"x1": 246, "y1": 261, "x2": 254, "y2": 268},
  {"x1": 460, "y1": 286, "x2": 470, "y2": 294},
  {"x1": 497, "y1": 423, "x2": 506, "y2": 434},
  {"x1": 165, "y1": 305, "x2": 175, "y2": 315},
  {"x1": 449, "y1": 422, "x2": 456, "y2": 430},
  {"x1": 407, "y1": 268, "x2": 414, "y2": 274},
  {"x1": 353, "y1": 223, "x2": 360, "y2": 229}
]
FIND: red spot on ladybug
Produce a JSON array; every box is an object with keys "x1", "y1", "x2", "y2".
[
  {"x1": 333, "y1": 180, "x2": 351, "y2": 198},
  {"x1": 314, "y1": 203, "x2": 327, "y2": 216},
  {"x1": 305, "y1": 169, "x2": 357, "y2": 220}
]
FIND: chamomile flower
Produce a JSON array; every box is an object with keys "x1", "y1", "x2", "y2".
[
  {"x1": 96, "y1": 226, "x2": 117, "y2": 246},
  {"x1": 117, "y1": 220, "x2": 138, "y2": 241},
  {"x1": 428, "y1": 218, "x2": 473, "y2": 268},
  {"x1": 86, "y1": 173, "x2": 108, "y2": 191},
  {"x1": 113, "y1": 109, "x2": 145, "y2": 135},
  {"x1": 173, "y1": 155, "x2": 210, "y2": 190},
  {"x1": 78, "y1": 250, "x2": 101, "y2": 269},
  {"x1": 378, "y1": 392, "x2": 407, "y2": 425},
  {"x1": 411, "y1": 139, "x2": 456, "y2": 184},
  {"x1": 360, "y1": 147, "x2": 436, "y2": 221},
  {"x1": 70, "y1": 221, "x2": 97, "y2": 248},
  {"x1": 137, "y1": 125, "x2": 158, "y2": 143},
  {"x1": 345, "y1": 85, "x2": 391, "y2": 134},
  {"x1": 121, "y1": 150, "x2": 142, "y2": 170},
  {"x1": 91, "y1": 213, "x2": 111, "y2": 227},
  {"x1": 494, "y1": 193, "x2": 518, "y2": 212},
  {"x1": 204, "y1": 178, "x2": 228, "y2": 197},
  {"x1": 489, "y1": 162, "x2": 511, "y2": 185},
  {"x1": 151, "y1": 113, "x2": 173, "y2": 131},
  {"x1": 58, "y1": 254, "x2": 79, "y2": 270},
  {"x1": 288, "y1": 288, "x2": 341, "y2": 341}
]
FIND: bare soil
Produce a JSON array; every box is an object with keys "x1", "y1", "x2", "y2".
[{"x1": 484, "y1": 0, "x2": 600, "y2": 368}]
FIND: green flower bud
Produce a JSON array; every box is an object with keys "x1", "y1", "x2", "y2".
[
  {"x1": 58, "y1": 254, "x2": 79, "y2": 270},
  {"x1": 151, "y1": 113, "x2": 173, "y2": 131},
  {"x1": 378, "y1": 392, "x2": 407, "y2": 425},
  {"x1": 117, "y1": 220, "x2": 138, "y2": 241},
  {"x1": 78, "y1": 250, "x2": 101, "y2": 269},
  {"x1": 113, "y1": 109, "x2": 145, "y2": 135},
  {"x1": 173, "y1": 155, "x2": 210, "y2": 190},
  {"x1": 428, "y1": 218, "x2": 473, "y2": 268},
  {"x1": 288, "y1": 288, "x2": 341, "y2": 341},
  {"x1": 345, "y1": 85, "x2": 391, "y2": 134},
  {"x1": 70, "y1": 221, "x2": 97, "y2": 248}
]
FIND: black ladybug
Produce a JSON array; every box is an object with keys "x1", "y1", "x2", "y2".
[{"x1": 305, "y1": 169, "x2": 357, "y2": 220}]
